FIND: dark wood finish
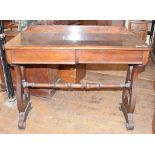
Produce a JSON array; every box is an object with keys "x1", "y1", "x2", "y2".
[
  {"x1": 1, "y1": 21, "x2": 125, "y2": 94},
  {"x1": 8, "y1": 60, "x2": 60, "y2": 97},
  {"x1": 11, "y1": 65, "x2": 59, "y2": 97},
  {"x1": 97, "y1": 20, "x2": 112, "y2": 26},
  {"x1": 33, "y1": 20, "x2": 84, "y2": 83},
  {"x1": 23, "y1": 82, "x2": 131, "y2": 89},
  {"x1": 26, "y1": 65, "x2": 59, "y2": 96},
  {"x1": 80, "y1": 20, "x2": 97, "y2": 25},
  {"x1": 78, "y1": 50, "x2": 148, "y2": 64},
  {"x1": 5, "y1": 25, "x2": 151, "y2": 130},
  {"x1": 80, "y1": 20, "x2": 124, "y2": 26},
  {"x1": 9, "y1": 50, "x2": 76, "y2": 64},
  {"x1": 59, "y1": 64, "x2": 86, "y2": 83},
  {"x1": 28, "y1": 20, "x2": 118, "y2": 83},
  {"x1": 120, "y1": 65, "x2": 145, "y2": 129},
  {"x1": 14, "y1": 65, "x2": 32, "y2": 129}
]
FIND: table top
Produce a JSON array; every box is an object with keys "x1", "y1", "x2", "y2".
[{"x1": 5, "y1": 25, "x2": 151, "y2": 51}]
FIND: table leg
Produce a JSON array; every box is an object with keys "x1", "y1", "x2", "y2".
[
  {"x1": 120, "y1": 65, "x2": 144, "y2": 130},
  {"x1": 15, "y1": 65, "x2": 31, "y2": 129}
]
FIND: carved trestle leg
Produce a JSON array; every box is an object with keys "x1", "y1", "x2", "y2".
[
  {"x1": 120, "y1": 65, "x2": 144, "y2": 130},
  {"x1": 15, "y1": 65, "x2": 31, "y2": 129}
]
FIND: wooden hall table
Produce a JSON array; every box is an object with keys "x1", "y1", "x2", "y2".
[{"x1": 5, "y1": 25, "x2": 151, "y2": 130}]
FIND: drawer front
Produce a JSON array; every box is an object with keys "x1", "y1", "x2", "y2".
[
  {"x1": 10, "y1": 50, "x2": 75, "y2": 64},
  {"x1": 78, "y1": 50, "x2": 145, "y2": 64}
]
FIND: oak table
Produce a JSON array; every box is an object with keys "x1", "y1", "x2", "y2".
[{"x1": 5, "y1": 25, "x2": 151, "y2": 130}]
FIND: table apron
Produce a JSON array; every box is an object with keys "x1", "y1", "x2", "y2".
[{"x1": 5, "y1": 49, "x2": 149, "y2": 65}]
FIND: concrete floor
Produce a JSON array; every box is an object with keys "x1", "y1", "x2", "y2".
[{"x1": 0, "y1": 60, "x2": 155, "y2": 133}]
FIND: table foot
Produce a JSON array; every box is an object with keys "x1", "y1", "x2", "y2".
[
  {"x1": 18, "y1": 112, "x2": 26, "y2": 129},
  {"x1": 120, "y1": 103, "x2": 134, "y2": 130},
  {"x1": 126, "y1": 113, "x2": 134, "y2": 130},
  {"x1": 18, "y1": 101, "x2": 32, "y2": 130}
]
